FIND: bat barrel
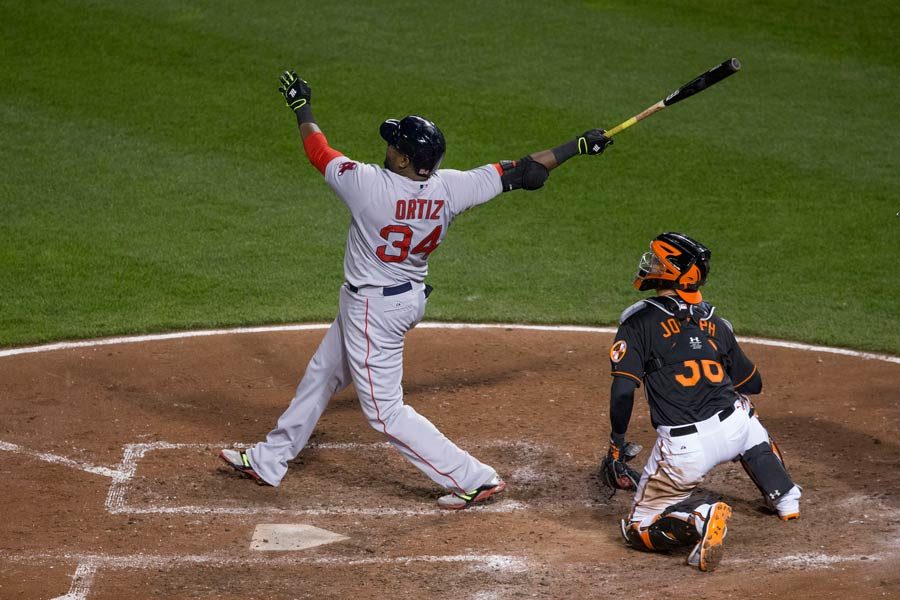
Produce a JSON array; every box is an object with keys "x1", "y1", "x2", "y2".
[
  {"x1": 662, "y1": 57, "x2": 742, "y2": 107},
  {"x1": 604, "y1": 57, "x2": 742, "y2": 137}
]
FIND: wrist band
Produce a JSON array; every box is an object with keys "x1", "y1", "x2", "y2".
[
  {"x1": 551, "y1": 138, "x2": 579, "y2": 164},
  {"x1": 295, "y1": 103, "x2": 314, "y2": 123}
]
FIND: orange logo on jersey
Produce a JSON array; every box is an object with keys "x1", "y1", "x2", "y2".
[{"x1": 610, "y1": 340, "x2": 628, "y2": 363}]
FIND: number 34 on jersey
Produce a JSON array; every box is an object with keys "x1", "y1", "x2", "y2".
[{"x1": 376, "y1": 198, "x2": 445, "y2": 263}]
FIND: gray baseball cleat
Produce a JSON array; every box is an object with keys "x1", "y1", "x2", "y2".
[
  {"x1": 437, "y1": 475, "x2": 507, "y2": 510},
  {"x1": 219, "y1": 449, "x2": 271, "y2": 486}
]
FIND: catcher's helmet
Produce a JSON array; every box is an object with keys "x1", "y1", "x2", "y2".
[
  {"x1": 380, "y1": 115, "x2": 446, "y2": 177},
  {"x1": 633, "y1": 232, "x2": 711, "y2": 304}
]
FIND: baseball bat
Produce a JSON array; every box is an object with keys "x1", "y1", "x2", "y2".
[{"x1": 604, "y1": 58, "x2": 741, "y2": 138}]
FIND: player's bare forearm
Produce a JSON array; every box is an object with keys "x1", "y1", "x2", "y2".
[
  {"x1": 299, "y1": 118, "x2": 322, "y2": 141},
  {"x1": 498, "y1": 130, "x2": 612, "y2": 192},
  {"x1": 499, "y1": 129, "x2": 613, "y2": 192},
  {"x1": 529, "y1": 149, "x2": 560, "y2": 171}
]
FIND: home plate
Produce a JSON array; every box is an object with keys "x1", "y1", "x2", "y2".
[{"x1": 250, "y1": 524, "x2": 349, "y2": 551}]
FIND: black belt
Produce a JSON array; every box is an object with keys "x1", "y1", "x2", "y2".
[
  {"x1": 346, "y1": 282, "x2": 433, "y2": 298},
  {"x1": 670, "y1": 406, "x2": 735, "y2": 437}
]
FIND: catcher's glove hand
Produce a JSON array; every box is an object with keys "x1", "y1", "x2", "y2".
[
  {"x1": 599, "y1": 438, "x2": 642, "y2": 498},
  {"x1": 278, "y1": 69, "x2": 311, "y2": 113}
]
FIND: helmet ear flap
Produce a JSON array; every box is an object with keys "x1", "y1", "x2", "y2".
[{"x1": 679, "y1": 264, "x2": 703, "y2": 288}]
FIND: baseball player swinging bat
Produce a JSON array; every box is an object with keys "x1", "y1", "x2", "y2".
[{"x1": 604, "y1": 58, "x2": 741, "y2": 138}]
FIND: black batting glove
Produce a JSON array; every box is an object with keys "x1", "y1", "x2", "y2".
[
  {"x1": 551, "y1": 128, "x2": 614, "y2": 164},
  {"x1": 278, "y1": 70, "x2": 311, "y2": 113},
  {"x1": 577, "y1": 128, "x2": 613, "y2": 155}
]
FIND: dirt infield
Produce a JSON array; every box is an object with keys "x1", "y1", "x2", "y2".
[{"x1": 1, "y1": 326, "x2": 898, "y2": 599}]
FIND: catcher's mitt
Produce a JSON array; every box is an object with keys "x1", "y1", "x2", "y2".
[{"x1": 599, "y1": 439, "x2": 642, "y2": 498}]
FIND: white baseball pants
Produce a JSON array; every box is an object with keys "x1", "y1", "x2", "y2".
[
  {"x1": 629, "y1": 397, "x2": 801, "y2": 526},
  {"x1": 246, "y1": 284, "x2": 497, "y2": 493}
]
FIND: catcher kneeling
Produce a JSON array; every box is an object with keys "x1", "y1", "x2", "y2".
[{"x1": 600, "y1": 232, "x2": 801, "y2": 572}]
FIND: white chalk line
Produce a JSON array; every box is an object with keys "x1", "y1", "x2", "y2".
[
  {"x1": 104, "y1": 440, "x2": 540, "y2": 516},
  {"x1": 7, "y1": 550, "x2": 529, "y2": 572},
  {"x1": 730, "y1": 551, "x2": 897, "y2": 569},
  {"x1": 0, "y1": 441, "x2": 122, "y2": 478},
  {"x1": 0, "y1": 439, "x2": 542, "y2": 516},
  {"x1": 18, "y1": 549, "x2": 895, "y2": 581},
  {"x1": 23, "y1": 551, "x2": 525, "y2": 600},
  {"x1": 115, "y1": 499, "x2": 530, "y2": 517},
  {"x1": 50, "y1": 561, "x2": 97, "y2": 600},
  {"x1": 1, "y1": 322, "x2": 896, "y2": 364}
]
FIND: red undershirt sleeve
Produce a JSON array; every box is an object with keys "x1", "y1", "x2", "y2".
[{"x1": 303, "y1": 132, "x2": 344, "y2": 175}]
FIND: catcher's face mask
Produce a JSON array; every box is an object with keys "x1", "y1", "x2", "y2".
[{"x1": 635, "y1": 251, "x2": 663, "y2": 282}]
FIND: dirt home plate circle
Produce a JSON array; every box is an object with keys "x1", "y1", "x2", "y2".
[{"x1": 0, "y1": 324, "x2": 898, "y2": 598}]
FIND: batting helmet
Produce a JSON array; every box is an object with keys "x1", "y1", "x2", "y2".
[
  {"x1": 633, "y1": 232, "x2": 711, "y2": 304},
  {"x1": 380, "y1": 115, "x2": 446, "y2": 177}
]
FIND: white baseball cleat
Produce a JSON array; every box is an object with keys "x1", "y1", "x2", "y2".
[
  {"x1": 437, "y1": 475, "x2": 507, "y2": 510},
  {"x1": 687, "y1": 501, "x2": 732, "y2": 572}
]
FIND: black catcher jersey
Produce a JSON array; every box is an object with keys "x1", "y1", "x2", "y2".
[{"x1": 609, "y1": 296, "x2": 758, "y2": 428}]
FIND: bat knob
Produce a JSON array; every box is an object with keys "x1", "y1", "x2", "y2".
[{"x1": 729, "y1": 58, "x2": 742, "y2": 71}]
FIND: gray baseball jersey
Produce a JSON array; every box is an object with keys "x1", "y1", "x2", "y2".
[
  {"x1": 246, "y1": 152, "x2": 505, "y2": 496},
  {"x1": 324, "y1": 158, "x2": 502, "y2": 287}
]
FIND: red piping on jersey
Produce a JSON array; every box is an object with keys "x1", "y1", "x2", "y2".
[
  {"x1": 303, "y1": 131, "x2": 343, "y2": 175},
  {"x1": 363, "y1": 298, "x2": 468, "y2": 494},
  {"x1": 491, "y1": 163, "x2": 503, "y2": 176}
]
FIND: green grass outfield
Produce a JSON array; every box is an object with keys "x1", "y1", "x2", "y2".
[{"x1": 2, "y1": 0, "x2": 898, "y2": 353}]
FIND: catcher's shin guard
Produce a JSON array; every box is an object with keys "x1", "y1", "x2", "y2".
[{"x1": 740, "y1": 441, "x2": 797, "y2": 511}]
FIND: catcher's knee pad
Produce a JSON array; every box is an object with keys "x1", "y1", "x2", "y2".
[
  {"x1": 740, "y1": 441, "x2": 795, "y2": 506},
  {"x1": 621, "y1": 513, "x2": 700, "y2": 552},
  {"x1": 660, "y1": 494, "x2": 717, "y2": 516}
]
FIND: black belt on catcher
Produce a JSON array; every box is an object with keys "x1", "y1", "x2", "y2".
[
  {"x1": 346, "y1": 282, "x2": 433, "y2": 298},
  {"x1": 669, "y1": 406, "x2": 735, "y2": 437}
]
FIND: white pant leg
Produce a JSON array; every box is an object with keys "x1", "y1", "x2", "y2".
[
  {"x1": 340, "y1": 286, "x2": 496, "y2": 494},
  {"x1": 630, "y1": 400, "x2": 752, "y2": 526},
  {"x1": 708, "y1": 402, "x2": 753, "y2": 467},
  {"x1": 743, "y1": 411, "x2": 771, "y2": 448},
  {"x1": 247, "y1": 314, "x2": 352, "y2": 486},
  {"x1": 630, "y1": 435, "x2": 702, "y2": 525}
]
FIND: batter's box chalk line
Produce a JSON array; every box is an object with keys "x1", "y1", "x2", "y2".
[
  {"x1": 3, "y1": 551, "x2": 527, "y2": 600},
  {"x1": 108, "y1": 440, "x2": 542, "y2": 516},
  {"x1": 0, "y1": 441, "x2": 122, "y2": 479},
  {"x1": 0, "y1": 439, "x2": 550, "y2": 517}
]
